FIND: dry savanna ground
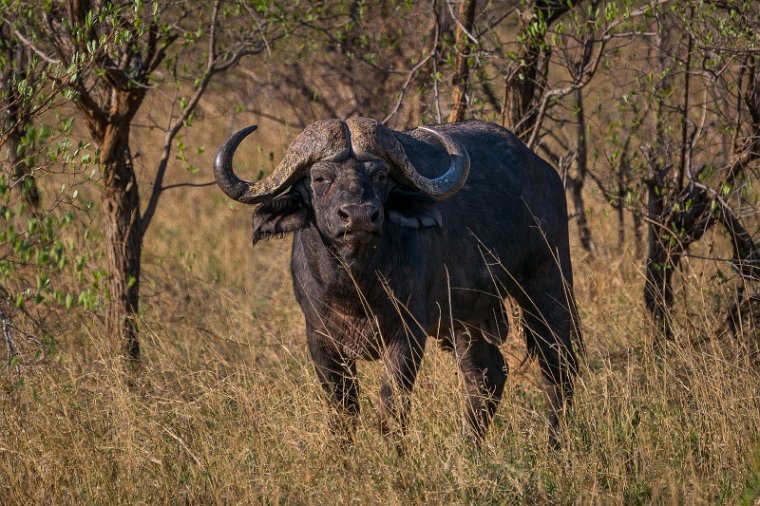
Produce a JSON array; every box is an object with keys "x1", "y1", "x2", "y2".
[{"x1": 1, "y1": 112, "x2": 759, "y2": 504}]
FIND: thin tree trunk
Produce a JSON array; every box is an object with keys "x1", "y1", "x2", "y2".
[
  {"x1": 617, "y1": 139, "x2": 635, "y2": 252},
  {"x1": 643, "y1": 235, "x2": 679, "y2": 339},
  {"x1": 643, "y1": 25, "x2": 673, "y2": 338},
  {"x1": 101, "y1": 134, "x2": 142, "y2": 362},
  {"x1": 500, "y1": 0, "x2": 581, "y2": 139},
  {"x1": 502, "y1": 44, "x2": 543, "y2": 139},
  {"x1": 448, "y1": 0, "x2": 477, "y2": 123},
  {"x1": 676, "y1": 7, "x2": 693, "y2": 190},
  {"x1": 645, "y1": 181, "x2": 714, "y2": 339},
  {"x1": 643, "y1": 110, "x2": 672, "y2": 338},
  {"x1": 616, "y1": 164, "x2": 626, "y2": 250},
  {"x1": 571, "y1": 88, "x2": 594, "y2": 252},
  {"x1": 616, "y1": 197, "x2": 625, "y2": 249},
  {"x1": 633, "y1": 209, "x2": 644, "y2": 257},
  {"x1": 568, "y1": 178, "x2": 593, "y2": 253}
]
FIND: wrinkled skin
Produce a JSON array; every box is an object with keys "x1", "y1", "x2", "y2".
[{"x1": 249, "y1": 120, "x2": 580, "y2": 444}]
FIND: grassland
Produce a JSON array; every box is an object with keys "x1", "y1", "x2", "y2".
[{"x1": 0, "y1": 114, "x2": 759, "y2": 504}]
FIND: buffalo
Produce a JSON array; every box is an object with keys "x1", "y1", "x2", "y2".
[{"x1": 214, "y1": 118, "x2": 581, "y2": 444}]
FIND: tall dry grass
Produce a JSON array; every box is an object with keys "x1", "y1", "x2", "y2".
[{"x1": 1, "y1": 114, "x2": 759, "y2": 504}]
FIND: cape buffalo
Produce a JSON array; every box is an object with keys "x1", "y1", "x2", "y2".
[{"x1": 214, "y1": 118, "x2": 580, "y2": 444}]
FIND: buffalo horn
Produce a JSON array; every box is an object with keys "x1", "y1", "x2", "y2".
[
  {"x1": 346, "y1": 118, "x2": 470, "y2": 201},
  {"x1": 213, "y1": 120, "x2": 350, "y2": 205}
]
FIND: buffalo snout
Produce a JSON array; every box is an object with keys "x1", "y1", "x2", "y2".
[{"x1": 338, "y1": 203, "x2": 382, "y2": 233}]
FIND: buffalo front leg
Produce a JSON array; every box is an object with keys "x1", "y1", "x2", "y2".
[
  {"x1": 307, "y1": 331, "x2": 359, "y2": 439},
  {"x1": 454, "y1": 320, "x2": 508, "y2": 443},
  {"x1": 378, "y1": 333, "x2": 426, "y2": 438}
]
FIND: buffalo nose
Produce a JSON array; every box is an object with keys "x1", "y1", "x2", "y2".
[{"x1": 338, "y1": 203, "x2": 382, "y2": 232}]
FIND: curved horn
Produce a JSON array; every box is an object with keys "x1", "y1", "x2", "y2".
[
  {"x1": 414, "y1": 126, "x2": 471, "y2": 199},
  {"x1": 346, "y1": 118, "x2": 470, "y2": 201},
  {"x1": 214, "y1": 120, "x2": 350, "y2": 205}
]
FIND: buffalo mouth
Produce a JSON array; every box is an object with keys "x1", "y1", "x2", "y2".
[{"x1": 335, "y1": 228, "x2": 381, "y2": 250}]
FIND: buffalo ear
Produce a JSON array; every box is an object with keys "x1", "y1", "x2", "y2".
[
  {"x1": 386, "y1": 188, "x2": 442, "y2": 229},
  {"x1": 252, "y1": 191, "x2": 310, "y2": 243}
]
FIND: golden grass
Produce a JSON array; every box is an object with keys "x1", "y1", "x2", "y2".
[
  {"x1": 1, "y1": 118, "x2": 759, "y2": 504},
  {"x1": 1, "y1": 7, "x2": 757, "y2": 497}
]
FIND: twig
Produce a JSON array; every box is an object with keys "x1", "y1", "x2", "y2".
[
  {"x1": 446, "y1": 0, "x2": 481, "y2": 47},
  {"x1": 160, "y1": 181, "x2": 216, "y2": 191},
  {"x1": 5, "y1": 25, "x2": 61, "y2": 65},
  {"x1": 163, "y1": 427, "x2": 203, "y2": 469},
  {"x1": 382, "y1": 50, "x2": 436, "y2": 124}
]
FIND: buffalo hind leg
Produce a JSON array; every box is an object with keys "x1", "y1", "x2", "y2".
[
  {"x1": 519, "y1": 286, "x2": 578, "y2": 448},
  {"x1": 454, "y1": 320, "x2": 508, "y2": 443},
  {"x1": 307, "y1": 333, "x2": 360, "y2": 443}
]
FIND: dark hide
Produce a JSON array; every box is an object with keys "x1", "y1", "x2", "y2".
[{"x1": 250, "y1": 119, "x2": 580, "y2": 444}]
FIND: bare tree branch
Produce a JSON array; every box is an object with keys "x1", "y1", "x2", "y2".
[{"x1": 141, "y1": 0, "x2": 267, "y2": 235}]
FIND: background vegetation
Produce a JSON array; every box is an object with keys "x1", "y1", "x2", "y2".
[{"x1": 1, "y1": 0, "x2": 759, "y2": 503}]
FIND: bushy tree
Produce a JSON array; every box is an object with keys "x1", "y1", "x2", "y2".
[{"x1": 2, "y1": 0, "x2": 274, "y2": 361}]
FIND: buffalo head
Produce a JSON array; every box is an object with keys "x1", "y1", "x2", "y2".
[{"x1": 213, "y1": 118, "x2": 470, "y2": 256}]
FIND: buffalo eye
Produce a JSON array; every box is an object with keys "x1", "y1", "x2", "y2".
[
  {"x1": 372, "y1": 171, "x2": 388, "y2": 184},
  {"x1": 312, "y1": 173, "x2": 332, "y2": 186}
]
